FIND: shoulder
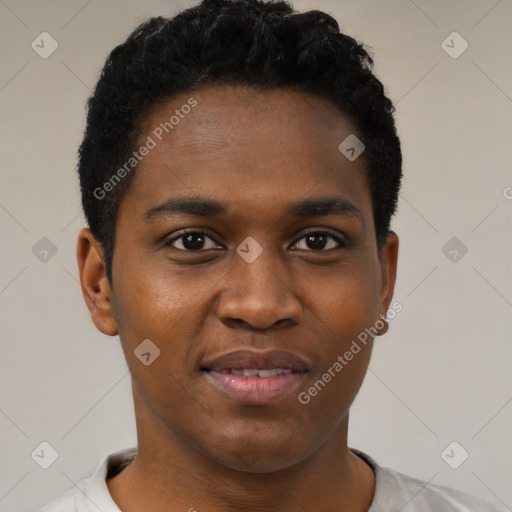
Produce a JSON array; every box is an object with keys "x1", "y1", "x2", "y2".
[
  {"x1": 35, "y1": 447, "x2": 137, "y2": 512},
  {"x1": 377, "y1": 466, "x2": 506, "y2": 511},
  {"x1": 36, "y1": 488, "x2": 75, "y2": 512},
  {"x1": 351, "y1": 449, "x2": 506, "y2": 512}
]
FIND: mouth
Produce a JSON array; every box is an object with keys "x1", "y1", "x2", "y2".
[
  {"x1": 201, "y1": 349, "x2": 309, "y2": 404},
  {"x1": 214, "y1": 368, "x2": 295, "y2": 377}
]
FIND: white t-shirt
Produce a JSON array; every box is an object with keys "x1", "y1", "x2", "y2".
[{"x1": 37, "y1": 447, "x2": 506, "y2": 512}]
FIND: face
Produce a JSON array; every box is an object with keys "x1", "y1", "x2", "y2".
[{"x1": 78, "y1": 85, "x2": 398, "y2": 473}]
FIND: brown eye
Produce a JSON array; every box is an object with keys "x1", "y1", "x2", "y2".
[
  {"x1": 291, "y1": 231, "x2": 346, "y2": 251},
  {"x1": 165, "y1": 231, "x2": 221, "y2": 252}
]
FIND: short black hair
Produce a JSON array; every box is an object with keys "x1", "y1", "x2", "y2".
[{"x1": 78, "y1": 0, "x2": 402, "y2": 285}]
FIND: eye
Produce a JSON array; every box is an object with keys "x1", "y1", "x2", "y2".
[
  {"x1": 290, "y1": 231, "x2": 346, "y2": 251},
  {"x1": 164, "y1": 229, "x2": 346, "y2": 253},
  {"x1": 165, "y1": 230, "x2": 222, "y2": 252}
]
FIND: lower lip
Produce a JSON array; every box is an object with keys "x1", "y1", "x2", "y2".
[{"x1": 205, "y1": 371, "x2": 306, "y2": 404}]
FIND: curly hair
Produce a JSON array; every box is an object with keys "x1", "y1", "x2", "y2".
[{"x1": 78, "y1": 0, "x2": 402, "y2": 285}]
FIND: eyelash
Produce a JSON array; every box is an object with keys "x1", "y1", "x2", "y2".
[{"x1": 164, "y1": 229, "x2": 347, "y2": 252}]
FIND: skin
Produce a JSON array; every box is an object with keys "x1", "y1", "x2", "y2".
[{"x1": 77, "y1": 84, "x2": 399, "y2": 512}]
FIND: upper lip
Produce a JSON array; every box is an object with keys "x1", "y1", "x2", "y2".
[{"x1": 201, "y1": 349, "x2": 310, "y2": 373}]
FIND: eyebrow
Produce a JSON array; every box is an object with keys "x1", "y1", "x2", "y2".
[{"x1": 144, "y1": 196, "x2": 364, "y2": 224}]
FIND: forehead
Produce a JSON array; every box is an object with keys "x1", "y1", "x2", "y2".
[{"x1": 120, "y1": 84, "x2": 372, "y2": 227}]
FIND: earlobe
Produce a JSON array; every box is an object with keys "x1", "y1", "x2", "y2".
[
  {"x1": 77, "y1": 227, "x2": 118, "y2": 336},
  {"x1": 376, "y1": 316, "x2": 389, "y2": 336},
  {"x1": 377, "y1": 231, "x2": 399, "y2": 335}
]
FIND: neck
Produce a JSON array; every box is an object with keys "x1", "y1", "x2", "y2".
[{"x1": 107, "y1": 387, "x2": 375, "y2": 512}]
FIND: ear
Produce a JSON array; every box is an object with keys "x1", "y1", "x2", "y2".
[
  {"x1": 76, "y1": 227, "x2": 118, "y2": 336},
  {"x1": 377, "y1": 231, "x2": 399, "y2": 322}
]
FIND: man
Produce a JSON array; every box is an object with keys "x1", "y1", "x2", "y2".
[{"x1": 38, "y1": 0, "x2": 504, "y2": 510}]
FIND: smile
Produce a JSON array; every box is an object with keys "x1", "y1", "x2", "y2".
[
  {"x1": 201, "y1": 349, "x2": 309, "y2": 404},
  {"x1": 217, "y1": 368, "x2": 293, "y2": 377},
  {"x1": 205, "y1": 370, "x2": 305, "y2": 404}
]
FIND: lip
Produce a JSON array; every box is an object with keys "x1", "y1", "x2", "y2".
[
  {"x1": 201, "y1": 349, "x2": 310, "y2": 404},
  {"x1": 202, "y1": 349, "x2": 310, "y2": 372}
]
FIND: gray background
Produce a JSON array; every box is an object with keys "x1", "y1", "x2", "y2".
[{"x1": 0, "y1": 0, "x2": 511, "y2": 511}]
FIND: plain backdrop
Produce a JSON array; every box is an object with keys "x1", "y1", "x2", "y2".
[{"x1": 0, "y1": 1, "x2": 511, "y2": 511}]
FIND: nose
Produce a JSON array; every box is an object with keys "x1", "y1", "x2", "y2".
[{"x1": 217, "y1": 246, "x2": 303, "y2": 330}]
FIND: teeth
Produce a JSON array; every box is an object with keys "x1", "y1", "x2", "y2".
[
  {"x1": 242, "y1": 369, "x2": 259, "y2": 377},
  {"x1": 257, "y1": 369, "x2": 280, "y2": 377},
  {"x1": 228, "y1": 368, "x2": 293, "y2": 377}
]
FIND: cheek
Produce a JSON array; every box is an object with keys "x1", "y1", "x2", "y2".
[
  {"x1": 113, "y1": 256, "x2": 201, "y2": 340},
  {"x1": 307, "y1": 258, "x2": 381, "y2": 336},
  {"x1": 299, "y1": 345, "x2": 372, "y2": 435},
  {"x1": 111, "y1": 255, "x2": 217, "y2": 401},
  {"x1": 301, "y1": 299, "x2": 374, "y2": 422},
  {"x1": 111, "y1": 264, "x2": 202, "y2": 419},
  {"x1": 299, "y1": 262, "x2": 378, "y2": 409}
]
